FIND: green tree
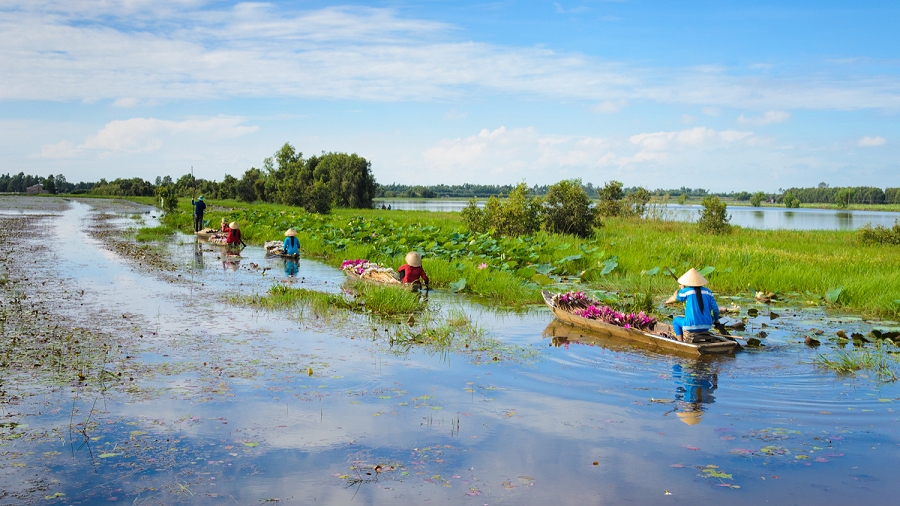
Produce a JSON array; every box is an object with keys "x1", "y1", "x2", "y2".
[
  {"x1": 460, "y1": 198, "x2": 486, "y2": 233},
  {"x1": 750, "y1": 191, "x2": 765, "y2": 207},
  {"x1": 624, "y1": 187, "x2": 651, "y2": 217},
  {"x1": 835, "y1": 188, "x2": 852, "y2": 209},
  {"x1": 541, "y1": 179, "x2": 598, "y2": 237},
  {"x1": 463, "y1": 183, "x2": 541, "y2": 237},
  {"x1": 155, "y1": 185, "x2": 178, "y2": 214},
  {"x1": 697, "y1": 196, "x2": 731, "y2": 234},
  {"x1": 783, "y1": 191, "x2": 801, "y2": 208},
  {"x1": 597, "y1": 180, "x2": 625, "y2": 217}
]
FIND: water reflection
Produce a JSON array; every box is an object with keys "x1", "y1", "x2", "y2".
[
  {"x1": 222, "y1": 253, "x2": 240, "y2": 271},
  {"x1": 672, "y1": 362, "x2": 717, "y2": 425},
  {"x1": 193, "y1": 240, "x2": 204, "y2": 269},
  {"x1": 283, "y1": 257, "x2": 299, "y2": 277}
]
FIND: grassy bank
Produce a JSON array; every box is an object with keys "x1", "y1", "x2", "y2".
[{"x1": 151, "y1": 197, "x2": 900, "y2": 316}]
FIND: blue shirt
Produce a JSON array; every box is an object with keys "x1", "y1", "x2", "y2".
[
  {"x1": 283, "y1": 236, "x2": 300, "y2": 255},
  {"x1": 675, "y1": 286, "x2": 720, "y2": 332},
  {"x1": 192, "y1": 199, "x2": 206, "y2": 215}
]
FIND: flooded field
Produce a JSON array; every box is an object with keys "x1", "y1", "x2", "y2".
[{"x1": 2, "y1": 196, "x2": 899, "y2": 505}]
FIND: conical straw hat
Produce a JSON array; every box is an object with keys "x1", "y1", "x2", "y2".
[
  {"x1": 405, "y1": 251, "x2": 422, "y2": 267},
  {"x1": 229, "y1": 222, "x2": 239, "y2": 230},
  {"x1": 285, "y1": 228, "x2": 297, "y2": 237},
  {"x1": 677, "y1": 268, "x2": 707, "y2": 287}
]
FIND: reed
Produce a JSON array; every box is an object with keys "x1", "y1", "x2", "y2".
[
  {"x1": 813, "y1": 343, "x2": 899, "y2": 381},
  {"x1": 134, "y1": 224, "x2": 177, "y2": 242}
]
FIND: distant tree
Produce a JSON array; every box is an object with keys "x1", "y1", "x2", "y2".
[
  {"x1": 783, "y1": 191, "x2": 801, "y2": 208},
  {"x1": 750, "y1": 191, "x2": 765, "y2": 207},
  {"x1": 835, "y1": 188, "x2": 852, "y2": 209},
  {"x1": 42, "y1": 175, "x2": 56, "y2": 194},
  {"x1": 597, "y1": 180, "x2": 625, "y2": 217},
  {"x1": 624, "y1": 187, "x2": 651, "y2": 217},
  {"x1": 463, "y1": 183, "x2": 541, "y2": 237}
]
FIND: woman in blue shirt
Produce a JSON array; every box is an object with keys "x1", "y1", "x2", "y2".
[
  {"x1": 283, "y1": 228, "x2": 300, "y2": 257},
  {"x1": 665, "y1": 268, "x2": 720, "y2": 342}
]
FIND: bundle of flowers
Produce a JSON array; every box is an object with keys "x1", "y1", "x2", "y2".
[
  {"x1": 572, "y1": 305, "x2": 657, "y2": 331},
  {"x1": 552, "y1": 291, "x2": 597, "y2": 311},
  {"x1": 340, "y1": 259, "x2": 399, "y2": 283}
]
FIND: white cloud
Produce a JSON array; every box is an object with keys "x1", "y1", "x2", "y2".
[
  {"x1": 858, "y1": 136, "x2": 886, "y2": 147},
  {"x1": 701, "y1": 106, "x2": 721, "y2": 117},
  {"x1": 629, "y1": 127, "x2": 718, "y2": 151},
  {"x1": 682, "y1": 114, "x2": 696, "y2": 124},
  {"x1": 592, "y1": 99, "x2": 628, "y2": 114},
  {"x1": 38, "y1": 116, "x2": 258, "y2": 157},
  {"x1": 737, "y1": 110, "x2": 791, "y2": 125},
  {"x1": 0, "y1": 3, "x2": 898, "y2": 110}
]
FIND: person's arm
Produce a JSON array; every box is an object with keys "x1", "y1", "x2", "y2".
[
  {"x1": 710, "y1": 295, "x2": 720, "y2": 322},
  {"x1": 664, "y1": 289, "x2": 679, "y2": 304},
  {"x1": 421, "y1": 270, "x2": 429, "y2": 287}
]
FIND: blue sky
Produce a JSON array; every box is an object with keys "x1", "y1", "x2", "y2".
[{"x1": 1, "y1": 0, "x2": 898, "y2": 191}]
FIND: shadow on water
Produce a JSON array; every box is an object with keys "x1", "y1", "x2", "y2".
[{"x1": 2, "y1": 197, "x2": 900, "y2": 505}]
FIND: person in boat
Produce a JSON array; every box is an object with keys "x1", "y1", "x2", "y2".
[
  {"x1": 191, "y1": 195, "x2": 206, "y2": 232},
  {"x1": 226, "y1": 221, "x2": 246, "y2": 249},
  {"x1": 381, "y1": 204, "x2": 387, "y2": 210},
  {"x1": 664, "y1": 268, "x2": 720, "y2": 342},
  {"x1": 220, "y1": 217, "x2": 230, "y2": 234},
  {"x1": 397, "y1": 251, "x2": 429, "y2": 288},
  {"x1": 283, "y1": 228, "x2": 300, "y2": 257}
]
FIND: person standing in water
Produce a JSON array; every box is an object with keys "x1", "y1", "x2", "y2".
[
  {"x1": 283, "y1": 228, "x2": 300, "y2": 257},
  {"x1": 665, "y1": 268, "x2": 720, "y2": 342},
  {"x1": 191, "y1": 196, "x2": 206, "y2": 232},
  {"x1": 397, "y1": 251, "x2": 429, "y2": 288}
]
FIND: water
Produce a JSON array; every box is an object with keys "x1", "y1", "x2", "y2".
[
  {"x1": 376, "y1": 199, "x2": 900, "y2": 231},
  {"x1": 2, "y1": 197, "x2": 900, "y2": 505}
]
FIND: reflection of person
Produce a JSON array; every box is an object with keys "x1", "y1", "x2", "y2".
[
  {"x1": 226, "y1": 221, "x2": 246, "y2": 249},
  {"x1": 672, "y1": 363, "x2": 717, "y2": 425},
  {"x1": 223, "y1": 259, "x2": 239, "y2": 271},
  {"x1": 193, "y1": 240, "x2": 204, "y2": 269},
  {"x1": 283, "y1": 228, "x2": 300, "y2": 256},
  {"x1": 397, "y1": 251, "x2": 429, "y2": 288},
  {"x1": 191, "y1": 196, "x2": 206, "y2": 232},
  {"x1": 284, "y1": 258, "x2": 299, "y2": 277},
  {"x1": 665, "y1": 268, "x2": 720, "y2": 342}
]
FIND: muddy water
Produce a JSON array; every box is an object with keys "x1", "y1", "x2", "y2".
[{"x1": 2, "y1": 197, "x2": 899, "y2": 505}]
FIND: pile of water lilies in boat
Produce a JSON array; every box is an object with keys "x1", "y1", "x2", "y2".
[
  {"x1": 552, "y1": 291, "x2": 657, "y2": 331},
  {"x1": 340, "y1": 259, "x2": 400, "y2": 284}
]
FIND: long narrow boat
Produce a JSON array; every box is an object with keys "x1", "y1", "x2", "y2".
[{"x1": 542, "y1": 291, "x2": 738, "y2": 356}]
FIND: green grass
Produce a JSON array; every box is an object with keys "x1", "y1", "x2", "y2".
[
  {"x1": 242, "y1": 282, "x2": 425, "y2": 319},
  {"x1": 142, "y1": 197, "x2": 900, "y2": 315},
  {"x1": 813, "y1": 343, "x2": 900, "y2": 381},
  {"x1": 351, "y1": 282, "x2": 426, "y2": 316},
  {"x1": 134, "y1": 224, "x2": 177, "y2": 242}
]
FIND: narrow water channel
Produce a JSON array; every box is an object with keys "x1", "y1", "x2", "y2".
[{"x1": 2, "y1": 197, "x2": 898, "y2": 505}]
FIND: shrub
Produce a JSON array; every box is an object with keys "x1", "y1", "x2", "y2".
[
  {"x1": 697, "y1": 196, "x2": 731, "y2": 234},
  {"x1": 835, "y1": 188, "x2": 852, "y2": 209},
  {"x1": 750, "y1": 191, "x2": 765, "y2": 207},
  {"x1": 155, "y1": 185, "x2": 178, "y2": 214},
  {"x1": 624, "y1": 187, "x2": 651, "y2": 217},
  {"x1": 597, "y1": 180, "x2": 625, "y2": 217},
  {"x1": 783, "y1": 191, "x2": 801, "y2": 208},
  {"x1": 859, "y1": 220, "x2": 900, "y2": 245},
  {"x1": 541, "y1": 179, "x2": 598, "y2": 238},
  {"x1": 463, "y1": 183, "x2": 541, "y2": 237}
]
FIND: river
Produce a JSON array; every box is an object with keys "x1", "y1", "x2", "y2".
[
  {"x1": 375, "y1": 199, "x2": 900, "y2": 231},
  {"x1": 1, "y1": 196, "x2": 899, "y2": 505}
]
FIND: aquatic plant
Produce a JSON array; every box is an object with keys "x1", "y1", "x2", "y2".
[{"x1": 813, "y1": 342, "x2": 899, "y2": 382}]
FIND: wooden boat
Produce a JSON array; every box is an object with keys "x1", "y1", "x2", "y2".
[
  {"x1": 344, "y1": 269, "x2": 402, "y2": 285},
  {"x1": 542, "y1": 291, "x2": 738, "y2": 356},
  {"x1": 195, "y1": 228, "x2": 227, "y2": 244}
]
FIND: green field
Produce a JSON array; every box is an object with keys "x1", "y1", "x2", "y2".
[{"x1": 151, "y1": 197, "x2": 900, "y2": 317}]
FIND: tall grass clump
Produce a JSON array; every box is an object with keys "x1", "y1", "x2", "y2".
[
  {"x1": 351, "y1": 282, "x2": 425, "y2": 316},
  {"x1": 813, "y1": 343, "x2": 899, "y2": 382},
  {"x1": 697, "y1": 196, "x2": 731, "y2": 234},
  {"x1": 858, "y1": 220, "x2": 900, "y2": 245}
]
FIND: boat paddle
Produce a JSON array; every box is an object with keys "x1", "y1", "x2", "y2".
[{"x1": 664, "y1": 267, "x2": 731, "y2": 337}]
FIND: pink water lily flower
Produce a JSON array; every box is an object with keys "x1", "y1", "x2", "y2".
[{"x1": 478, "y1": 263, "x2": 488, "y2": 270}]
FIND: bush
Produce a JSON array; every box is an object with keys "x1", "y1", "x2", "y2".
[
  {"x1": 624, "y1": 187, "x2": 651, "y2": 217},
  {"x1": 462, "y1": 183, "x2": 541, "y2": 237},
  {"x1": 541, "y1": 179, "x2": 598, "y2": 238},
  {"x1": 859, "y1": 220, "x2": 900, "y2": 245},
  {"x1": 783, "y1": 191, "x2": 801, "y2": 208},
  {"x1": 835, "y1": 188, "x2": 852, "y2": 209},
  {"x1": 697, "y1": 196, "x2": 731, "y2": 234},
  {"x1": 597, "y1": 180, "x2": 625, "y2": 217},
  {"x1": 155, "y1": 184, "x2": 178, "y2": 214},
  {"x1": 750, "y1": 191, "x2": 765, "y2": 207}
]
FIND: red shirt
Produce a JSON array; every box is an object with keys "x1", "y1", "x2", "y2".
[
  {"x1": 226, "y1": 228, "x2": 242, "y2": 245},
  {"x1": 397, "y1": 264, "x2": 428, "y2": 284}
]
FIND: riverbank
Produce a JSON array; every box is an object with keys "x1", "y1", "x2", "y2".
[{"x1": 151, "y1": 197, "x2": 900, "y2": 316}]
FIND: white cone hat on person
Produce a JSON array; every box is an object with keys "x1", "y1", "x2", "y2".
[{"x1": 677, "y1": 268, "x2": 707, "y2": 287}]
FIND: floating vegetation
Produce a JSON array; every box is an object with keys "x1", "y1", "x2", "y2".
[
  {"x1": 134, "y1": 223, "x2": 177, "y2": 242},
  {"x1": 813, "y1": 342, "x2": 900, "y2": 381},
  {"x1": 241, "y1": 282, "x2": 426, "y2": 319}
]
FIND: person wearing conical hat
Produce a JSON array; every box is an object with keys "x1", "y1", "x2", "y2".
[
  {"x1": 665, "y1": 268, "x2": 720, "y2": 342},
  {"x1": 191, "y1": 195, "x2": 206, "y2": 233},
  {"x1": 225, "y1": 221, "x2": 246, "y2": 249},
  {"x1": 397, "y1": 251, "x2": 429, "y2": 288},
  {"x1": 282, "y1": 228, "x2": 300, "y2": 257}
]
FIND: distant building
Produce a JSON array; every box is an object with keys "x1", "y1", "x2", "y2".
[{"x1": 26, "y1": 183, "x2": 44, "y2": 194}]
